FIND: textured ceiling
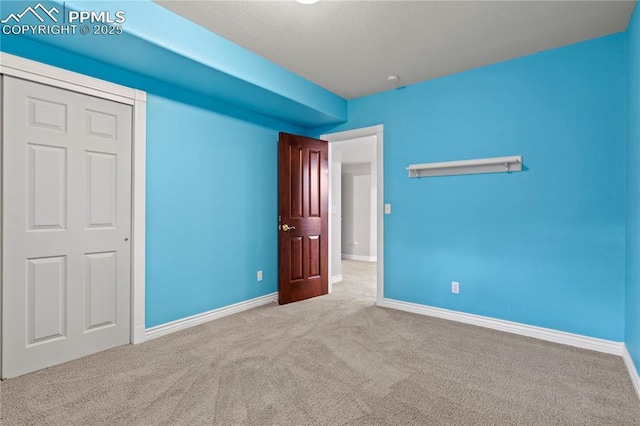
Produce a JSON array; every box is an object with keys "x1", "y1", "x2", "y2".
[{"x1": 155, "y1": 0, "x2": 636, "y2": 99}]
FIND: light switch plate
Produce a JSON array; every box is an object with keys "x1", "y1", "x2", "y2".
[{"x1": 384, "y1": 204, "x2": 391, "y2": 214}]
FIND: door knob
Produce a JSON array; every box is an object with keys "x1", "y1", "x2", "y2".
[{"x1": 282, "y1": 224, "x2": 296, "y2": 231}]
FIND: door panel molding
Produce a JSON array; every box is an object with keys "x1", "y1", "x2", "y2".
[
  {"x1": 0, "y1": 53, "x2": 146, "y2": 378},
  {"x1": 322, "y1": 125, "x2": 384, "y2": 304}
]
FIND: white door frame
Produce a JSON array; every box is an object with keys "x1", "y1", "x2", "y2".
[
  {"x1": 321, "y1": 125, "x2": 384, "y2": 304},
  {"x1": 0, "y1": 53, "x2": 147, "y2": 377}
]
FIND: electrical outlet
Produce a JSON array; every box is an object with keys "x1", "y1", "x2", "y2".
[
  {"x1": 451, "y1": 281, "x2": 459, "y2": 294},
  {"x1": 257, "y1": 270, "x2": 263, "y2": 282},
  {"x1": 385, "y1": 204, "x2": 391, "y2": 214}
]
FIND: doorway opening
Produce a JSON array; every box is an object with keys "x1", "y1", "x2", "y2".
[{"x1": 322, "y1": 125, "x2": 383, "y2": 305}]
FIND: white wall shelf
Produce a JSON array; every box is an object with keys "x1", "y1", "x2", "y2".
[{"x1": 407, "y1": 155, "x2": 523, "y2": 178}]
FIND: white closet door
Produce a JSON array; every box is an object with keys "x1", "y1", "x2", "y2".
[{"x1": 2, "y1": 76, "x2": 132, "y2": 378}]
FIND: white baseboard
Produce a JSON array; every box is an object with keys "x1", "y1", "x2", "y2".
[
  {"x1": 622, "y1": 346, "x2": 640, "y2": 401},
  {"x1": 144, "y1": 292, "x2": 278, "y2": 341},
  {"x1": 132, "y1": 325, "x2": 146, "y2": 344},
  {"x1": 342, "y1": 254, "x2": 377, "y2": 262},
  {"x1": 377, "y1": 298, "x2": 624, "y2": 356},
  {"x1": 331, "y1": 274, "x2": 343, "y2": 284}
]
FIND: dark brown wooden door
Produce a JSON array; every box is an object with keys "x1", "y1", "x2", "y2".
[{"x1": 278, "y1": 132, "x2": 329, "y2": 305}]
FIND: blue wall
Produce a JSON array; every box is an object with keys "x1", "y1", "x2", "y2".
[
  {"x1": 315, "y1": 34, "x2": 627, "y2": 341},
  {"x1": 145, "y1": 95, "x2": 286, "y2": 327},
  {"x1": 627, "y1": 4, "x2": 640, "y2": 370}
]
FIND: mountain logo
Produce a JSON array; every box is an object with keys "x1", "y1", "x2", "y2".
[{"x1": 1, "y1": 3, "x2": 59, "y2": 24}]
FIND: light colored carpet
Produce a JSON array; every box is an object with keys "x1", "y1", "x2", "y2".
[{"x1": 1, "y1": 260, "x2": 639, "y2": 425}]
